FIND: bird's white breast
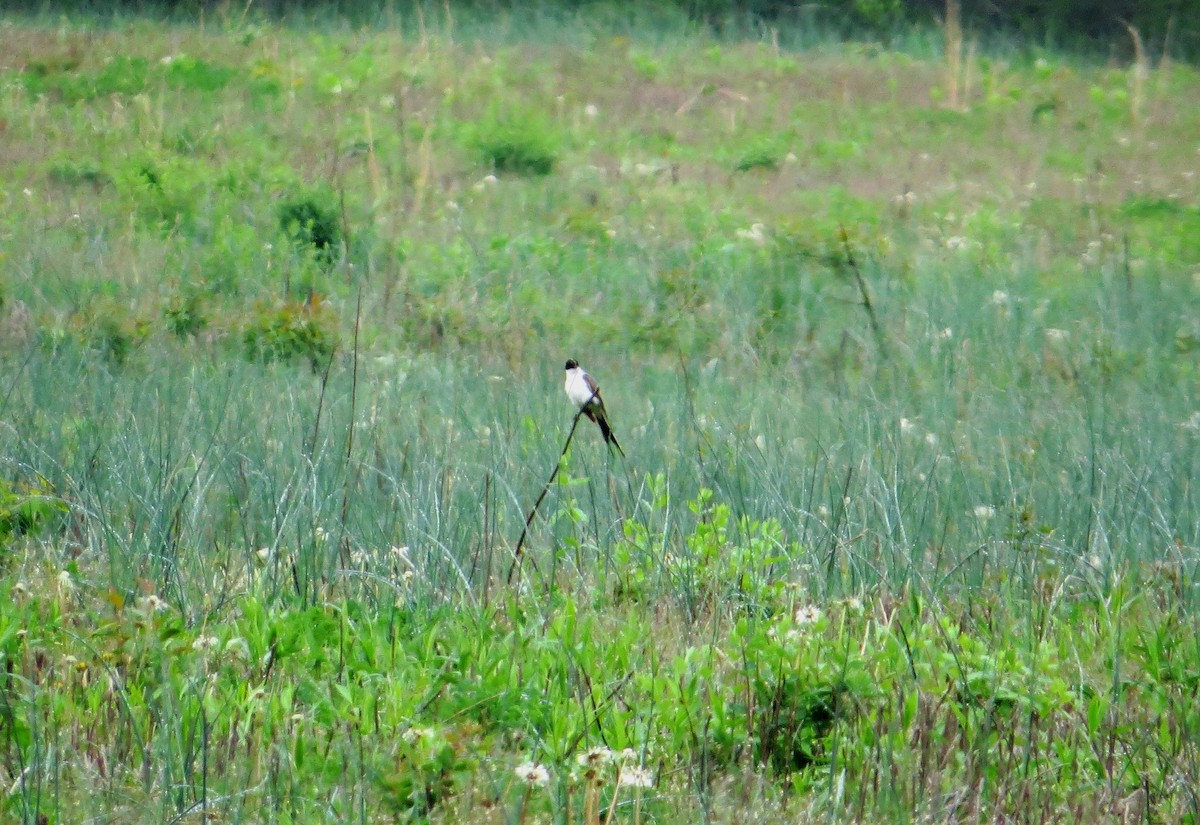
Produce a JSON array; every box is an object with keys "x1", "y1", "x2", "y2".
[{"x1": 565, "y1": 368, "x2": 597, "y2": 408}]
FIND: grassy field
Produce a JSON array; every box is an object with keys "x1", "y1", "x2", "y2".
[{"x1": 1, "y1": 6, "x2": 1199, "y2": 823}]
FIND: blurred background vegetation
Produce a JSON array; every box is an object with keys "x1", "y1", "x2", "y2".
[{"x1": 9, "y1": 0, "x2": 1198, "y2": 60}]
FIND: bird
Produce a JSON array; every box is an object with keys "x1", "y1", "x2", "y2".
[{"x1": 564, "y1": 359, "x2": 624, "y2": 456}]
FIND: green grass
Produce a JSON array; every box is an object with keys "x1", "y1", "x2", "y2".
[{"x1": 0, "y1": 7, "x2": 1199, "y2": 823}]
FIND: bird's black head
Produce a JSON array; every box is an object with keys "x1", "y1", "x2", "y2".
[{"x1": 564, "y1": 359, "x2": 579, "y2": 370}]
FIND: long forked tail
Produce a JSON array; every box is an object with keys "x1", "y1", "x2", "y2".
[{"x1": 596, "y1": 416, "x2": 625, "y2": 457}]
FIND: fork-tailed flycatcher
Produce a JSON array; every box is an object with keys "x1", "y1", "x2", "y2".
[{"x1": 564, "y1": 359, "x2": 624, "y2": 456}]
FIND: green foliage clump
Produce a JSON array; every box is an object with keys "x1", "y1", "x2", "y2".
[
  {"x1": 734, "y1": 142, "x2": 782, "y2": 173},
  {"x1": 47, "y1": 160, "x2": 112, "y2": 189},
  {"x1": 24, "y1": 55, "x2": 150, "y2": 102},
  {"x1": 0, "y1": 477, "x2": 66, "y2": 545},
  {"x1": 163, "y1": 291, "x2": 208, "y2": 339},
  {"x1": 162, "y1": 56, "x2": 235, "y2": 92},
  {"x1": 72, "y1": 300, "x2": 148, "y2": 367},
  {"x1": 467, "y1": 111, "x2": 559, "y2": 177},
  {"x1": 242, "y1": 300, "x2": 337, "y2": 371},
  {"x1": 279, "y1": 196, "x2": 343, "y2": 264}
]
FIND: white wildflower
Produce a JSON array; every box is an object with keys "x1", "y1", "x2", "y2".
[
  {"x1": 576, "y1": 746, "x2": 613, "y2": 768},
  {"x1": 584, "y1": 103, "x2": 599, "y2": 118},
  {"x1": 973, "y1": 505, "x2": 996, "y2": 521},
  {"x1": 515, "y1": 762, "x2": 551, "y2": 787},
  {"x1": 139, "y1": 594, "x2": 170, "y2": 613},
  {"x1": 794, "y1": 604, "x2": 823, "y2": 626},
  {"x1": 619, "y1": 766, "x2": 654, "y2": 788}
]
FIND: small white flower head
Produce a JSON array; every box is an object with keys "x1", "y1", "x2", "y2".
[
  {"x1": 575, "y1": 747, "x2": 615, "y2": 780},
  {"x1": 899, "y1": 417, "x2": 918, "y2": 436},
  {"x1": 23, "y1": 188, "x2": 33, "y2": 198},
  {"x1": 314, "y1": 527, "x2": 329, "y2": 543},
  {"x1": 56, "y1": 570, "x2": 75, "y2": 594},
  {"x1": 935, "y1": 327, "x2": 953, "y2": 340},
  {"x1": 945, "y1": 235, "x2": 970, "y2": 251},
  {"x1": 139, "y1": 594, "x2": 170, "y2": 614},
  {"x1": 515, "y1": 762, "x2": 551, "y2": 787},
  {"x1": 403, "y1": 726, "x2": 436, "y2": 745},
  {"x1": 843, "y1": 596, "x2": 864, "y2": 614},
  {"x1": 973, "y1": 505, "x2": 996, "y2": 521},
  {"x1": 619, "y1": 766, "x2": 654, "y2": 788},
  {"x1": 584, "y1": 103, "x2": 599, "y2": 118},
  {"x1": 736, "y1": 223, "x2": 767, "y2": 245},
  {"x1": 794, "y1": 604, "x2": 823, "y2": 626},
  {"x1": 473, "y1": 174, "x2": 499, "y2": 192},
  {"x1": 576, "y1": 746, "x2": 613, "y2": 769},
  {"x1": 924, "y1": 431, "x2": 939, "y2": 447},
  {"x1": 784, "y1": 151, "x2": 798, "y2": 164},
  {"x1": 192, "y1": 634, "x2": 220, "y2": 652},
  {"x1": 989, "y1": 290, "x2": 1010, "y2": 306}
]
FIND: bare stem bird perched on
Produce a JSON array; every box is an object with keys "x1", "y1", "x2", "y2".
[{"x1": 564, "y1": 359, "x2": 624, "y2": 456}]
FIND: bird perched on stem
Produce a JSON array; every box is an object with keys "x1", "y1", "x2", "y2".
[{"x1": 564, "y1": 359, "x2": 624, "y2": 457}]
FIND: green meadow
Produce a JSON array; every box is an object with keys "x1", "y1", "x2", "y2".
[{"x1": 1, "y1": 6, "x2": 1199, "y2": 822}]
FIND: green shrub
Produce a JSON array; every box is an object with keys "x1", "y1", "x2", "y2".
[
  {"x1": 279, "y1": 195, "x2": 343, "y2": 265},
  {"x1": 0, "y1": 477, "x2": 67, "y2": 545},
  {"x1": 467, "y1": 111, "x2": 559, "y2": 177},
  {"x1": 242, "y1": 300, "x2": 337, "y2": 372},
  {"x1": 163, "y1": 291, "x2": 208, "y2": 339}
]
